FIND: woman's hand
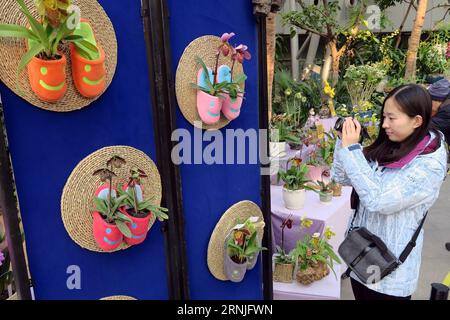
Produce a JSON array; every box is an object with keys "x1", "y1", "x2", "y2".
[{"x1": 341, "y1": 117, "x2": 361, "y2": 148}]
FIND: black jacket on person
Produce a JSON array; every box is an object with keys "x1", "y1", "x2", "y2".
[{"x1": 431, "y1": 102, "x2": 450, "y2": 145}]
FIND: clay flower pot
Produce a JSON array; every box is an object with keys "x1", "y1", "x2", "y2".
[
  {"x1": 27, "y1": 52, "x2": 67, "y2": 102},
  {"x1": 92, "y1": 211, "x2": 122, "y2": 251},
  {"x1": 331, "y1": 183, "x2": 342, "y2": 197},
  {"x1": 319, "y1": 190, "x2": 333, "y2": 203},
  {"x1": 282, "y1": 187, "x2": 305, "y2": 210}
]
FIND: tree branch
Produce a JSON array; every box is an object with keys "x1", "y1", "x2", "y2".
[
  {"x1": 289, "y1": 21, "x2": 328, "y2": 38},
  {"x1": 426, "y1": 4, "x2": 450, "y2": 14}
]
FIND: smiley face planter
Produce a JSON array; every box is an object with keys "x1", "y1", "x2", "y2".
[
  {"x1": 27, "y1": 53, "x2": 67, "y2": 103},
  {"x1": 92, "y1": 184, "x2": 123, "y2": 251},
  {"x1": 70, "y1": 20, "x2": 107, "y2": 98},
  {"x1": 121, "y1": 183, "x2": 153, "y2": 246}
]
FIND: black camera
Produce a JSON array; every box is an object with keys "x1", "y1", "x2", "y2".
[{"x1": 334, "y1": 117, "x2": 370, "y2": 143}]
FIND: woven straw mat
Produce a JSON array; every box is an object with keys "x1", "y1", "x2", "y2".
[
  {"x1": 61, "y1": 146, "x2": 162, "y2": 252},
  {"x1": 207, "y1": 200, "x2": 264, "y2": 281},
  {"x1": 175, "y1": 35, "x2": 245, "y2": 130},
  {"x1": 100, "y1": 295, "x2": 137, "y2": 300},
  {"x1": 0, "y1": 0, "x2": 117, "y2": 112}
]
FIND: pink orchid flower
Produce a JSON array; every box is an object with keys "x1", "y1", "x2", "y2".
[
  {"x1": 221, "y1": 32, "x2": 235, "y2": 43},
  {"x1": 232, "y1": 44, "x2": 252, "y2": 64},
  {"x1": 0, "y1": 251, "x2": 5, "y2": 267}
]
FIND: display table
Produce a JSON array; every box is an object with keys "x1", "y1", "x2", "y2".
[
  {"x1": 273, "y1": 265, "x2": 342, "y2": 300},
  {"x1": 271, "y1": 185, "x2": 353, "y2": 252},
  {"x1": 271, "y1": 184, "x2": 353, "y2": 300}
]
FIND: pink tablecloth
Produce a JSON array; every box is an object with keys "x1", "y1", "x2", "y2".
[{"x1": 271, "y1": 184, "x2": 353, "y2": 300}]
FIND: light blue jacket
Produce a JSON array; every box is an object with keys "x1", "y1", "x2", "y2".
[{"x1": 331, "y1": 131, "x2": 447, "y2": 297}]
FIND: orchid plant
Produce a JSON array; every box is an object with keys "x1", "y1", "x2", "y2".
[
  {"x1": 192, "y1": 32, "x2": 251, "y2": 102},
  {"x1": 226, "y1": 216, "x2": 266, "y2": 264},
  {"x1": 274, "y1": 214, "x2": 296, "y2": 265},
  {"x1": 295, "y1": 220, "x2": 341, "y2": 279}
]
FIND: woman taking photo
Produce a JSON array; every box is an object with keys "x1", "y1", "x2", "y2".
[{"x1": 332, "y1": 84, "x2": 448, "y2": 300}]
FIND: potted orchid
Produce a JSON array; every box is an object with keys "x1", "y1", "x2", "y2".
[
  {"x1": 92, "y1": 156, "x2": 132, "y2": 251},
  {"x1": 273, "y1": 214, "x2": 296, "y2": 283},
  {"x1": 293, "y1": 224, "x2": 341, "y2": 285},
  {"x1": 191, "y1": 32, "x2": 250, "y2": 124},
  {"x1": 117, "y1": 168, "x2": 169, "y2": 245},
  {"x1": 224, "y1": 216, "x2": 266, "y2": 282},
  {"x1": 0, "y1": 0, "x2": 99, "y2": 102},
  {"x1": 277, "y1": 160, "x2": 316, "y2": 210}
]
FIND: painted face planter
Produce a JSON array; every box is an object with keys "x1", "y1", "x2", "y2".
[
  {"x1": 70, "y1": 20, "x2": 106, "y2": 98},
  {"x1": 217, "y1": 65, "x2": 244, "y2": 121},
  {"x1": 92, "y1": 184, "x2": 123, "y2": 251},
  {"x1": 120, "y1": 184, "x2": 152, "y2": 245},
  {"x1": 27, "y1": 53, "x2": 67, "y2": 102},
  {"x1": 196, "y1": 68, "x2": 222, "y2": 125},
  {"x1": 92, "y1": 210, "x2": 123, "y2": 251}
]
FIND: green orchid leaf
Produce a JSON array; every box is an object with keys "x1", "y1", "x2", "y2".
[{"x1": 116, "y1": 220, "x2": 132, "y2": 238}]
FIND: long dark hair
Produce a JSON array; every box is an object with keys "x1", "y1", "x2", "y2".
[{"x1": 364, "y1": 84, "x2": 438, "y2": 164}]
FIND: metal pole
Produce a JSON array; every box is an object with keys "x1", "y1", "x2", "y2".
[
  {"x1": 141, "y1": 0, "x2": 189, "y2": 300},
  {"x1": 254, "y1": 4, "x2": 274, "y2": 300},
  {"x1": 0, "y1": 105, "x2": 31, "y2": 300}
]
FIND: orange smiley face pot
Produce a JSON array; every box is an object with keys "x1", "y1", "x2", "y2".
[
  {"x1": 70, "y1": 20, "x2": 106, "y2": 98},
  {"x1": 27, "y1": 53, "x2": 67, "y2": 102}
]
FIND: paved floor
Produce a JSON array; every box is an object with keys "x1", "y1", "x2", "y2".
[{"x1": 341, "y1": 177, "x2": 450, "y2": 300}]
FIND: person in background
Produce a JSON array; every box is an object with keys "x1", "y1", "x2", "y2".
[
  {"x1": 429, "y1": 79, "x2": 450, "y2": 143},
  {"x1": 427, "y1": 79, "x2": 450, "y2": 253}
]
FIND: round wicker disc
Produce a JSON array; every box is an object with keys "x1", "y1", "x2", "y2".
[
  {"x1": 0, "y1": 0, "x2": 117, "y2": 112},
  {"x1": 61, "y1": 146, "x2": 162, "y2": 252},
  {"x1": 175, "y1": 35, "x2": 245, "y2": 130},
  {"x1": 207, "y1": 201, "x2": 264, "y2": 281},
  {"x1": 100, "y1": 295, "x2": 137, "y2": 300}
]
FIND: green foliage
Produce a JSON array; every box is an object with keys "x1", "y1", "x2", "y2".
[
  {"x1": 274, "y1": 245, "x2": 295, "y2": 265},
  {"x1": 270, "y1": 118, "x2": 300, "y2": 144},
  {"x1": 227, "y1": 218, "x2": 266, "y2": 264},
  {"x1": 277, "y1": 162, "x2": 314, "y2": 191},
  {"x1": 416, "y1": 41, "x2": 449, "y2": 78},
  {"x1": 191, "y1": 56, "x2": 229, "y2": 97},
  {"x1": 0, "y1": 0, "x2": 98, "y2": 91},
  {"x1": 281, "y1": 1, "x2": 342, "y2": 36},
  {"x1": 292, "y1": 233, "x2": 341, "y2": 279},
  {"x1": 93, "y1": 195, "x2": 133, "y2": 238},
  {"x1": 118, "y1": 188, "x2": 169, "y2": 222}
]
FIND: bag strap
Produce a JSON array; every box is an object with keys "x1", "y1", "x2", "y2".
[{"x1": 398, "y1": 211, "x2": 427, "y2": 263}]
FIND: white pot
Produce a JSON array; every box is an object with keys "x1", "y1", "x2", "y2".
[
  {"x1": 270, "y1": 141, "x2": 286, "y2": 158},
  {"x1": 282, "y1": 187, "x2": 306, "y2": 210}
]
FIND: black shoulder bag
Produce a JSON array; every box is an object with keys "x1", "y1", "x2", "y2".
[{"x1": 338, "y1": 188, "x2": 427, "y2": 284}]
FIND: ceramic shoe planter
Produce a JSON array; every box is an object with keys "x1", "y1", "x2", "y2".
[
  {"x1": 223, "y1": 234, "x2": 247, "y2": 282},
  {"x1": 196, "y1": 68, "x2": 222, "y2": 124},
  {"x1": 282, "y1": 187, "x2": 306, "y2": 210},
  {"x1": 70, "y1": 19, "x2": 107, "y2": 98},
  {"x1": 92, "y1": 211, "x2": 123, "y2": 251},
  {"x1": 121, "y1": 184, "x2": 152, "y2": 245},
  {"x1": 217, "y1": 65, "x2": 244, "y2": 121},
  {"x1": 92, "y1": 184, "x2": 123, "y2": 251},
  {"x1": 246, "y1": 237, "x2": 262, "y2": 270},
  {"x1": 27, "y1": 52, "x2": 67, "y2": 103}
]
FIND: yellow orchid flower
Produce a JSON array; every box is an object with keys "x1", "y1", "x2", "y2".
[
  {"x1": 300, "y1": 216, "x2": 313, "y2": 229},
  {"x1": 324, "y1": 227, "x2": 335, "y2": 240}
]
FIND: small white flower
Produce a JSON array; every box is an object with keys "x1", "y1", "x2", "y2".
[{"x1": 312, "y1": 233, "x2": 320, "y2": 238}]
